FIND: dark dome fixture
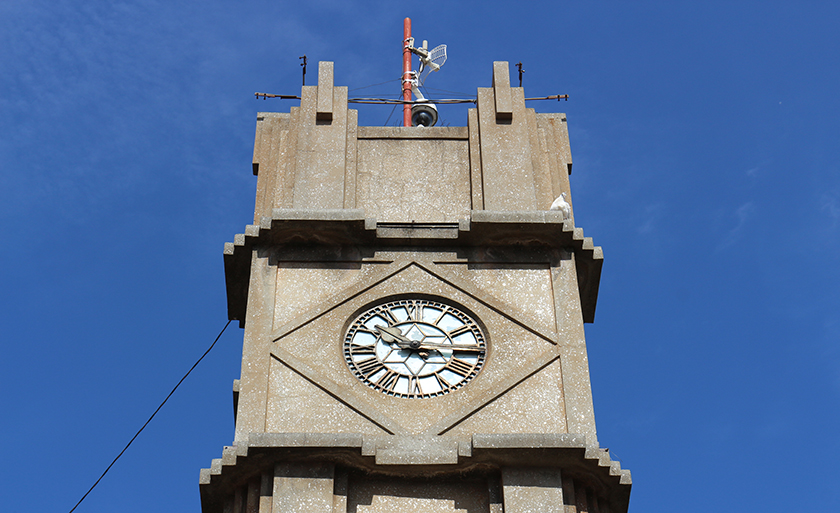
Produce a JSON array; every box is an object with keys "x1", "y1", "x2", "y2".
[{"x1": 411, "y1": 102, "x2": 438, "y2": 127}]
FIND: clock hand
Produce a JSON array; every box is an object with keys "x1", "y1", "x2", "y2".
[
  {"x1": 375, "y1": 325, "x2": 438, "y2": 351},
  {"x1": 414, "y1": 341, "x2": 485, "y2": 352},
  {"x1": 374, "y1": 325, "x2": 412, "y2": 345},
  {"x1": 375, "y1": 325, "x2": 483, "y2": 352}
]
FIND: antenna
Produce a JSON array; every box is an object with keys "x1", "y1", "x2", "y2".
[
  {"x1": 415, "y1": 40, "x2": 447, "y2": 84},
  {"x1": 402, "y1": 19, "x2": 448, "y2": 127},
  {"x1": 402, "y1": 19, "x2": 412, "y2": 126}
]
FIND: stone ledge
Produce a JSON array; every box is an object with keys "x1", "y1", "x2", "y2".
[
  {"x1": 374, "y1": 436, "x2": 460, "y2": 465},
  {"x1": 376, "y1": 223, "x2": 462, "y2": 240},
  {"x1": 224, "y1": 209, "x2": 603, "y2": 326},
  {"x1": 200, "y1": 433, "x2": 631, "y2": 513},
  {"x1": 249, "y1": 432, "x2": 364, "y2": 448},
  {"x1": 470, "y1": 210, "x2": 570, "y2": 224},
  {"x1": 269, "y1": 208, "x2": 367, "y2": 222},
  {"x1": 357, "y1": 126, "x2": 469, "y2": 139},
  {"x1": 472, "y1": 433, "x2": 587, "y2": 449}
]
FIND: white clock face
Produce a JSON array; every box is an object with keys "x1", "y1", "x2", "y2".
[{"x1": 344, "y1": 299, "x2": 486, "y2": 398}]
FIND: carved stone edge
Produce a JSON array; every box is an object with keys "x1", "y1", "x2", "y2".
[
  {"x1": 199, "y1": 432, "x2": 630, "y2": 513},
  {"x1": 223, "y1": 209, "x2": 603, "y2": 326}
]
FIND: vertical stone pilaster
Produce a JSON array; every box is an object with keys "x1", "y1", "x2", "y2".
[
  {"x1": 552, "y1": 250, "x2": 598, "y2": 447},
  {"x1": 292, "y1": 61, "x2": 349, "y2": 209},
  {"x1": 574, "y1": 482, "x2": 589, "y2": 513},
  {"x1": 316, "y1": 62, "x2": 334, "y2": 122},
  {"x1": 562, "y1": 477, "x2": 577, "y2": 513},
  {"x1": 467, "y1": 108, "x2": 484, "y2": 210},
  {"x1": 252, "y1": 115, "x2": 270, "y2": 222},
  {"x1": 234, "y1": 249, "x2": 276, "y2": 441},
  {"x1": 333, "y1": 469, "x2": 348, "y2": 513},
  {"x1": 537, "y1": 113, "x2": 574, "y2": 220},
  {"x1": 233, "y1": 486, "x2": 244, "y2": 513},
  {"x1": 477, "y1": 63, "x2": 539, "y2": 211},
  {"x1": 488, "y1": 475, "x2": 504, "y2": 513},
  {"x1": 252, "y1": 113, "x2": 291, "y2": 222},
  {"x1": 246, "y1": 479, "x2": 260, "y2": 513},
  {"x1": 343, "y1": 108, "x2": 358, "y2": 209},
  {"x1": 492, "y1": 61, "x2": 513, "y2": 121},
  {"x1": 501, "y1": 467, "x2": 565, "y2": 513},
  {"x1": 260, "y1": 472, "x2": 273, "y2": 513},
  {"x1": 272, "y1": 462, "x2": 336, "y2": 513},
  {"x1": 526, "y1": 106, "x2": 554, "y2": 210}
]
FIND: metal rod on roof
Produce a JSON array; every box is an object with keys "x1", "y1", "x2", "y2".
[
  {"x1": 300, "y1": 55, "x2": 307, "y2": 86},
  {"x1": 254, "y1": 93, "x2": 301, "y2": 100},
  {"x1": 402, "y1": 18, "x2": 413, "y2": 126}
]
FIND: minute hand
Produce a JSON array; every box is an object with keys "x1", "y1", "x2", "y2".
[{"x1": 410, "y1": 340, "x2": 485, "y2": 352}]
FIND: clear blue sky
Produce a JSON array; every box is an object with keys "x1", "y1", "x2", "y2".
[{"x1": 2, "y1": 1, "x2": 839, "y2": 511}]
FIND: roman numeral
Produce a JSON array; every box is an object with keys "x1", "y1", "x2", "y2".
[
  {"x1": 408, "y1": 302, "x2": 424, "y2": 321},
  {"x1": 380, "y1": 308, "x2": 398, "y2": 325},
  {"x1": 446, "y1": 357, "x2": 474, "y2": 377},
  {"x1": 376, "y1": 370, "x2": 400, "y2": 392},
  {"x1": 430, "y1": 306, "x2": 448, "y2": 325},
  {"x1": 355, "y1": 325, "x2": 378, "y2": 335},
  {"x1": 356, "y1": 357, "x2": 381, "y2": 376},
  {"x1": 408, "y1": 375, "x2": 422, "y2": 396},
  {"x1": 434, "y1": 373, "x2": 450, "y2": 388},
  {"x1": 350, "y1": 344, "x2": 376, "y2": 357},
  {"x1": 447, "y1": 324, "x2": 471, "y2": 337}
]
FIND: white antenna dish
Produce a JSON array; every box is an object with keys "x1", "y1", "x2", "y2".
[{"x1": 409, "y1": 40, "x2": 447, "y2": 85}]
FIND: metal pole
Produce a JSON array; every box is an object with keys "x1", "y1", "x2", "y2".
[
  {"x1": 403, "y1": 18, "x2": 412, "y2": 127},
  {"x1": 300, "y1": 55, "x2": 307, "y2": 86}
]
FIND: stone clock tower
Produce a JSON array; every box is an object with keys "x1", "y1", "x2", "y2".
[{"x1": 200, "y1": 61, "x2": 632, "y2": 512}]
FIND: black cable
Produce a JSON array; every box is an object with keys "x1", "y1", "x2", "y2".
[
  {"x1": 421, "y1": 86, "x2": 472, "y2": 96},
  {"x1": 383, "y1": 101, "x2": 399, "y2": 126},
  {"x1": 68, "y1": 319, "x2": 233, "y2": 513},
  {"x1": 349, "y1": 79, "x2": 400, "y2": 92},
  {"x1": 383, "y1": 87, "x2": 404, "y2": 126}
]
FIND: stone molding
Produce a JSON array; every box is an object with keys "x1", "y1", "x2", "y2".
[
  {"x1": 224, "y1": 209, "x2": 602, "y2": 326},
  {"x1": 199, "y1": 432, "x2": 631, "y2": 513}
]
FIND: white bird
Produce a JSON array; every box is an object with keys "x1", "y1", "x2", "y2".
[{"x1": 549, "y1": 192, "x2": 571, "y2": 220}]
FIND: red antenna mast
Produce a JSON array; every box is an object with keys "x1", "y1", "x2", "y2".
[{"x1": 402, "y1": 18, "x2": 413, "y2": 127}]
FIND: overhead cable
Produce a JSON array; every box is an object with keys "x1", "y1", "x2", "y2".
[{"x1": 68, "y1": 320, "x2": 233, "y2": 513}]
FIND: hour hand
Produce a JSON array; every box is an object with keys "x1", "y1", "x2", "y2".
[
  {"x1": 374, "y1": 325, "x2": 410, "y2": 345},
  {"x1": 374, "y1": 325, "x2": 425, "y2": 350}
]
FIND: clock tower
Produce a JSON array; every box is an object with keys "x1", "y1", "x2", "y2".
[{"x1": 200, "y1": 61, "x2": 632, "y2": 512}]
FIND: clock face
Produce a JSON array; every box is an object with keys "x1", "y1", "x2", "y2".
[{"x1": 344, "y1": 299, "x2": 486, "y2": 398}]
